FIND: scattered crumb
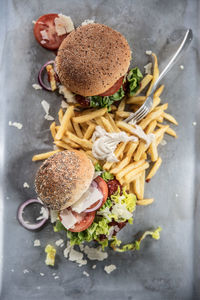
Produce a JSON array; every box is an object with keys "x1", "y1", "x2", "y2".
[
  {"x1": 52, "y1": 272, "x2": 56, "y2": 276},
  {"x1": 8, "y1": 121, "x2": 23, "y2": 130},
  {"x1": 83, "y1": 271, "x2": 90, "y2": 277},
  {"x1": 160, "y1": 139, "x2": 167, "y2": 146},
  {"x1": 34, "y1": 239, "x2": 41, "y2": 247},
  {"x1": 81, "y1": 19, "x2": 95, "y2": 26},
  {"x1": 32, "y1": 20, "x2": 36, "y2": 24},
  {"x1": 83, "y1": 245, "x2": 108, "y2": 261},
  {"x1": 41, "y1": 100, "x2": 54, "y2": 121},
  {"x1": 23, "y1": 182, "x2": 30, "y2": 189},
  {"x1": 32, "y1": 83, "x2": 42, "y2": 90},
  {"x1": 144, "y1": 62, "x2": 152, "y2": 75},
  {"x1": 180, "y1": 65, "x2": 184, "y2": 70},
  {"x1": 61, "y1": 100, "x2": 69, "y2": 109},
  {"x1": 23, "y1": 269, "x2": 29, "y2": 274},
  {"x1": 146, "y1": 50, "x2": 152, "y2": 55},
  {"x1": 40, "y1": 273, "x2": 45, "y2": 276},
  {"x1": 6, "y1": 196, "x2": 10, "y2": 200},
  {"x1": 55, "y1": 239, "x2": 64, "y2": 247},
  {"x1": 63, "y1": 242, "x2": 87, "y2": 266},
  {"x1": 192, "y1": 122, "x2": 197, "y2": 126},
  {"x1": 104, "y1": 264, "x2": 116, "y2": 274},
  {"x1": 37, "y1": 206, "x2": 49, "y2": 221},
  {"x1": 50, "y1": 210, "x2": 58, "y2": 223},
  {"x1": 36, "y1": 286, "x2": 41, "y2": 290},
  {"x1": 92, "y1": 265, "x2": 96, "y2": 269},
  {"x1": 11, "y1": 269, "x2": 14, "y2": 272},
  {"x1": 54, "y1": 276, "x2": 59, "y2": 280},
  {"x1": 176, "y1": 193, "x2": 179, "y2": 197}
]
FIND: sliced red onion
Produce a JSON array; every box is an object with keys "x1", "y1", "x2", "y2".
[
  {"x1": 38, "y1": 60, "x2": 55, "y2": 91},
  {"x1": 17, "y1": 198, "x2": 49, "y2": 230},
  {"x1": 84, "y1": 197, "x2": 103, "y2": 213},
  {"x1": 91, "y1": 180, "x2": 98, "y2": 188}
]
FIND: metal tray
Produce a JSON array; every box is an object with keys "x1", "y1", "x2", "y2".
[{"x1": 0, "y1": 0, "x2": 199, "y2": 299}]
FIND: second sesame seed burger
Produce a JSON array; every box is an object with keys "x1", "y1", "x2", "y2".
[{"x1": 55, "y1": 23, "x2": 131, "y2": 106}]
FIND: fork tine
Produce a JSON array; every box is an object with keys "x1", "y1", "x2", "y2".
[{"x1": 130, "y1": 107, "x2": 148, "y2": 124}]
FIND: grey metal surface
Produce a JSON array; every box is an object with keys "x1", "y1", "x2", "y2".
[{"x1": 0, "y1": 0, "x2": 199, "y2": 299}]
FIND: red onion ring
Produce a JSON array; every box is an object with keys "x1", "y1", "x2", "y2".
[
  {"x1": 17, "y1": 198, "x2": 49, "y2": 230},
  {"x1": 38, "y1": 60, "x2": 55, "y2": 91}
]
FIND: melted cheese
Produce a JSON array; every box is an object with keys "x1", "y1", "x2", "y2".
[
  {"x1": 59, "y1": 210, "x2": 77, "y2": 229},
  {"x1": 54, "y1": 14, "x2": 74, "y2": 36}
]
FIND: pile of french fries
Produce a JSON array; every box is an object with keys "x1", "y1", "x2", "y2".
[{"x1": 32, "y1": 53, "x2": 178, "y2": 206}]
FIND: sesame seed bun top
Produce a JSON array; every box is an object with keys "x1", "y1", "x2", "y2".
[
  {"x1": 55, "y1": 23, "x2": 131, "y2": 96},
  {"x1": 35, "y1": 150, "x2": 94, "y2": 210}
]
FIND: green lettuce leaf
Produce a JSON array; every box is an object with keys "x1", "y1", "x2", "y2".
[
  {"x1": 111, "y1": 227, "x2": 162, "y2": 252},
  {"x1": 94, "y1": 163, "x2": 103, "y2": 171},
  {"x1": 127, "y1": 67, "x2": 143, "y2": 96},
  {"x1": 53, "y1": 220, "x2": 66, "y2": 232},
  {"x1": 90, "y1": 86, "x2": 125, "y2": 110},
  {"x1": 101, "y1": 171, "x2": 114, "y2": 182}
]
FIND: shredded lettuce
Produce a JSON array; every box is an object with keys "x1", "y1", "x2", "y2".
[
  {"x1": 101, "y1": 171, "x2": 114, "y2": 182},
  {"x1": 111, "y1": 227, "x2": 162, "y2": 252},
  {"x1": 111, "y1": 187, "x2": 137, "y2": 213},
  {"x1": 94, "y1": 163, "x2": 103, "y2": 172},
  {"x1": 90, "y1": 86, "x2": 125, "y2": 110},
  {"x1": 45, "y1": 244, "x2": 56, "y2": 266},
  {"x1": 127, "y1": 67, "x2": 143, "y2": 96},
  {"x1": 53, "y1": 220, "x2": 66, "y2": 232}
]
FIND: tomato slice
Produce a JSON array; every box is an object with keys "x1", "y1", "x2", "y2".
[
  {"x1": 94, "y1": 176, "x2": 108, "y2": 205},
  {"x1": 68, "y1": 211, "x2": 95, "y2": 232},
  {"x1": 33, "y1": 14, "x2": 68, "y2": 50},
  {"x1": 99, "y1": 76, "x2": 124, "y2": 97}
]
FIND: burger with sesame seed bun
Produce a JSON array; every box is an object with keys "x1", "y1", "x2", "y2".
[{"x1": 55, "y1": 23, "x2": 143, "y2": 109}]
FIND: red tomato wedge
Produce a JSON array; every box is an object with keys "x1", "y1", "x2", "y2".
[
  {"x1": 94, "y1": 176, "x2": 108, "y2": 205},
  {"x1": 99, "y1": 76, "x2": 124, "y2": 97},
  {"x1": 33, "y1": 14, "x2": 68, "y2": 50},
  {"x1": 68, "y1": 211, "x2": 95, "y2": 232}
]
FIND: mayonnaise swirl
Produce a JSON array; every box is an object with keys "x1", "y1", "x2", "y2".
[{"x1": 92, "y1": 126, "x2": 154, "y2": 162}]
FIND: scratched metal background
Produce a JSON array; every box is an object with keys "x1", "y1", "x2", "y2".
[{"x1": 0, "y1": 0, "x2": 199, "y2": 299}]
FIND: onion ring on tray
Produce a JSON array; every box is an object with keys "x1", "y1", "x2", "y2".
[
  {"x1": 38, "y1": 60, "x2": 55, "y2": 91},
  {"x1": 17, "y1": 198, "x2": 49, "y2": 230}
]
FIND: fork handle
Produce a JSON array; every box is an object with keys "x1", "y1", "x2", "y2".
[{"x1": 150, "y1": 29, "x2": 193, "y2": 95}]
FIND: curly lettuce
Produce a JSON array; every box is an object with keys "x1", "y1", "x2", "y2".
[
  {"x1": 90, "y1": 86, "x2": 125, "y2": 110},
  {"x1": 45, "y1": 244, "x2": 56, "y2": 266},
  {"x1": 127, "y1": 67, "x2": 143, "y2": 96}
]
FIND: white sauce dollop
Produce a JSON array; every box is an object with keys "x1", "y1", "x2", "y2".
[{"x1": 92, "y1": 126, "x2": 154, "y2": 162}]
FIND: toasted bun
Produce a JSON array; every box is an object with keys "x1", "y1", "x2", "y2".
[
  {"x1": 55, "y1": 23, "x2": 131, "y2": 96},
  {"x1": 35, "y1": 150, "x2": 94, "y2": 210}
]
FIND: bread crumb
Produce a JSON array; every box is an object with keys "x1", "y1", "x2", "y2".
[
  {"x1": 92, "y1": 265, "x2": 96, "y2": 269},
  {"x1": 40, "y1": 273, "x2": 45, "y2": 276},
  {"x1": 23, "y1": 182, "x2": 30, "y2": 189},
  {"x1": 83, "y1": 271, "x2": 90, "y2": 277},
  {"x1": 146, "y1": 50, "x2": 152, "y2": 55},
  {"x1": 32, "y1": 83, "x2": 42, "y2": 90},
  {"x1": 8, "y1": 121, "x2": 23, "y2": 130},
  {"x1": 34, "y1": 239, "x2": 41, "y2": 247},
  {"x1": 180, "y1": 65, "x2": 184, "y2": 70},
  {"x1": 104, "y1": 264, "x2": 116, "y2": 274},
  {"x1": 192, "y1": 122, "x2": 197, "y2": 126}
]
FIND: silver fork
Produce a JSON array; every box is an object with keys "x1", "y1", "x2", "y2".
[{"x1": 124, "y1": 29, "x2": 193, "y2": 124}]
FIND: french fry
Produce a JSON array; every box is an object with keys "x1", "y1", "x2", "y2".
[
  {"x1": 139, "y1": 108, "x2": 165, "y2": 130},
  {"x1": 117, "y1": 98, "x2": 126, "y2": 111},
  {"x1": 157, "y1": 123, "x2": 177, "y2": 138},
  {"x1": 146, "y1": 53, "x2": 159, "y2": 96},
  {"x1": 162, "y1": 112, "x2": 178, "y2": 125},
  {"x1": 139, "y1": 170, "x2": 145, "y2": 200},
  {"x1": 103, "y1": 142, "x2": 127, "y2": 170},
  {"x1": 154, "y1": 85, "x2": 164, "y2": 97},
  {"x1": 58, "y1": 108, "x2": 64, "y2": 124},
  {"x1": 146, "y1": 157, "x2": 162, "y2": 180},
  {"x1": 66, "y1": 131, "x2": 93, "y2": 149},
  {"x1": 134, "y1": 141, "x2": 147, "y2": 161},
  {"x1": 154, "y1": 125, "x2": 169, "y2": 140},
  {"x1": 116, "y1": 160, "x2": 145, "y2": 180},
  {"x1": 83, "y1": 123, "x2": 96, "y2": 139},
  {"x1": 115, "y1": 111, "x2": 131, "y2": 118},
  {"x1": 32, "y1": 150, "x2": 60, "y2": 161},
  {"x1": 127, "y1": 96, "x2": 146, "y2": 105},
  {"x1": 145, "y1": 120, "x2": 157, "y2": 134},
  {"x1": 133, "y1": 177, "x2": 141, "y2": 199},
  {"x1": 124, "y1": 162, "x2": 150, "y2": 183},
  {"x1": 135, "y1": 74, "x2": 153, "y2": 96},
  {"x1": 72, "y1": 121, "x2": 83, "y2": 138},
  {"x1": 148, "y1": 139, "x2": 158, "y2": 161},
  {"x1": 95, "y1": 117, "x2": 105, "y2": 128},
  {"x1": 153, "y1": 103, "x2": 168, "y2": 112},
  {"x1": 105, "y1": 113, "x2": 120, "y2": 132},
  {"x1": 111, "y1": 105, "x2": 117, "y2": 111},
  {"x1": 156, "y1": 116, "x2": 164, "y2": 123},
  {"x1": 50, "y1": 122, "x2": 56, "y2": 139},
  {"x1": 136, "y1": 198, "x2": 154, "y2": 206},
  {"x1": 72, "y1": 107, "x2": 107, "y2": 123},
  {"x1": 85, "y1": 151, "x2": 98, "y2": 164},
  {"x1": 62, "y1": 136, "x2": 80, "y2": 148},
  {"x1": 46, "y1": 64, "x2": 57, "y2": 91},
  {"x1": 55, "y1": 106, "x2": 74, "y2": 140},
  {"x1": 156, "y1": 134, "x2": 164, "y2": 146},
  {"x1": 100, "y1": 117, "x2": 115, "y2": 133},
  {"x1": 54, "y1": 140, "x2": 73, "y2": 151},
  {"x1": 140, "y1": 152, "x2": 147, "y2": 160},
  {"x1": 151, "y1": 96, "x2": 161, "y2": 111}
]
